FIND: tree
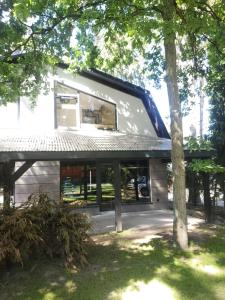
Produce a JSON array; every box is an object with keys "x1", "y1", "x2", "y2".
[
  {"x1": 189, "y1": 158, "x2": 225, "y2": 222},
  {"x1": 74, "y1": 0, "x2": 224, "y2": 249},
  {"x1": 0, "y1": 0, "x2": 104, "y2": 103},
  {"x1": 208, "y1": 63, "x2": 225, "y2": 209}
]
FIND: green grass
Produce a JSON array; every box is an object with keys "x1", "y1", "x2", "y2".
[
  {"x1": 1, "y1": 225, "x2": 225, "y2": 300},
  {"x1": 63, "y1": 183, "x2": 115, "y2": 203}
]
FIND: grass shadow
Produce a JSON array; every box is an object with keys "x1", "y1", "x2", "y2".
[{"x1": 1, "y1": 233, "x2": 223, "y2": 300}]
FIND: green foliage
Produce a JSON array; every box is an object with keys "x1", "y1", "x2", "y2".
[
  {"x1": 0, "y1": 0, "x2": 97, "y2": 103},
  {"x1": 185, "y1": 136, "x2": 213, "y2": 152},
  {"x1": 0, "y1": 194, "x2": 91, "y2": 268},
  {"x1": 1, "y1": 0, "x2": 224, "y2": 104},
  {"x1": 189, "y1": 159, "x2": 225, "y2": 174},
  {"x1": 185, "y1": 137, "x2": 224, "y2": 174}
]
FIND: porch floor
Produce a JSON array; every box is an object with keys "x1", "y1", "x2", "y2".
[{"x1": 90, "y1": 209, "x2": 204, "y2": 241}]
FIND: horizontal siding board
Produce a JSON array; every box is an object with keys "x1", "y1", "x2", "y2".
[
  {"x1": 16, "y1": 175, "x2": 59, "y2": 185},
  {"x1": 15, "y1": 192, "x2": 60, "y2": 203},
  {"x1": 151, "y1": 173, "x2": 167, "y2": 180},
  {"x1": 151, "y1": 179, "x2": 167, "y2": 187},
  {"x1": 16, "y1": 161, "x2": 60, "y2": 167},
  {"x1": 15, "y1": 183, "x2": 59, "y2": 194},
  {"x1": 149, "y1": 158, "x2": 168, "y2": 205},
  {"x1": 15, "y1": 160, "x2": 60, "y2": 204},
  {"x1": 15, "y1": 166, "x2": 60, "y2": 176}
]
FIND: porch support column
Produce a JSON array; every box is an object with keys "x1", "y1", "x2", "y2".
[
  {"x1": 83, "y1": 165, "x2": 88, "y2": 200},
  {"x1": 96, "y1": 162, "x2": 102, "y2": 206},
  {"x1": 134, "y1": 166, "x2": 139, "y2": 201},
  {"x1": 3, "y1": 160, "x2": 36, "y2": 209},
  {"x1": 113, "y1": 160, "x2": 122, "y2": 232},
  {"x1": 1, "y1": 161, "x2": 15, "y2": 211}
]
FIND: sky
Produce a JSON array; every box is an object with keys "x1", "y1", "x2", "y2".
[{"x1": 149, "y1": 82, "x2": 210, "y2": 138}]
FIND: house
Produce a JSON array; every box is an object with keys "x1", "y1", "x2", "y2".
[{"x1": 0, "y1": 66, "x2": 172, "y2": 221}]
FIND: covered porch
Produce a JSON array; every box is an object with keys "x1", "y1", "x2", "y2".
[{"x1": 0, "y1": 129, "x2": 212, "y2": 232}]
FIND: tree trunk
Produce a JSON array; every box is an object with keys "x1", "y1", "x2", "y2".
[
  {"x1": 199, "y1": 78, "x2": 204, "y2": 138},
  {"x1": 188, "y1": 171, "x2": 200, "y2": 206},
  {"x1": 202, "y1": 173, "x2": 212, "y2": 223},
  {"x1": 164, "y1": 33, "x2": 188, "y2": 249}
]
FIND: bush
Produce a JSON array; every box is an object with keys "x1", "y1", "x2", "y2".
[{"x1": 0, "y1": 194, "x2": 91, "y2": 268}]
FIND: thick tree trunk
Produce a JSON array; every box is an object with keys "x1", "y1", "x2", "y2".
[
  {"x1": 164, "y1": 35, "x2": 188, "y2": 250},
  {"x1": 199, "y1": 78, "x2": 204, "y2": 138}
]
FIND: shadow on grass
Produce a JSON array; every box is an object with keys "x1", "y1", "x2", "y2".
[
  {"x1": 195, "y1": 224, "x2": 225, "y2": 269},
  {"x1": 1, "y1": 234, "x2": 223, "y2": 300}
]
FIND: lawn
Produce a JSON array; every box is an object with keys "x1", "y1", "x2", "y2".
[{"x1": 1, "y1": 224, "x2": 225, "y2": 300}]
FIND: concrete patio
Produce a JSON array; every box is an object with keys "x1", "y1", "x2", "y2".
[{"x1": 90, "y1": 209, "x2": 204, "y2": 238}]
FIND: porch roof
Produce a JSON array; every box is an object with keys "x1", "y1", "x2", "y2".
[{"x1": 0, "y1": 129, "x2": 211, "y2": 161}]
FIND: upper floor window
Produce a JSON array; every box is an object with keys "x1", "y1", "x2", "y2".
[
  {"x1": 55, "y1": 82, "x2": 79, "y2": 129},
  {"x1": 55, "y1": 82, "x2": 116, "y2": 130},
  {"x1": 80, "y1": 92, "x2": 116, "y2": 130}
]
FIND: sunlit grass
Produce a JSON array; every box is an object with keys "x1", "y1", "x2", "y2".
[{"x1": 1, "y1": 225, "x2": 225, "y2": 300}]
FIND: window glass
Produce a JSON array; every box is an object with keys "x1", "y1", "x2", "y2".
[
  {"x1": 61, "y1": 163, "x2": 97, "y2": 206},
  {"x1": 121, "y1": 160, "x2": 150, "y2": 203},
  {"x1": 80, "y1": 93, "x2": 116, "y2": 130},
  {"x1": 55, "y1": 82, "x2": 79, "y2": 129}
]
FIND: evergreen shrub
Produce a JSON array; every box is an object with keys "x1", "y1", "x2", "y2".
[{"x1": 0, "y1": 194, "x2": 91, "y2": 268}]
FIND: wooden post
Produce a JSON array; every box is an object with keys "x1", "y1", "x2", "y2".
[
  {"x1": 83, "y1": 165, "x2": 88, "y2": 200},
  {"x1": 1, "y1": 160, "x2": 36, "y2": 210},
  {"x1": 134, "y1": 166, "x2": 139, "y2": 201},
  {"x1": 149, "y1": 160, "x2": 154, "y2": 203},
  {"x1": 96, "y1": 162, "x2": 102, "y2": 206},
  {"x1": 2, "y1": 161, "x2": 15, "y2": 211},
  {"x1": 147, "y1": 160, "x2": 152, "y2": 203},
  {"x1": 113, "y1": 160, "x2": 122, "y2": 232}
]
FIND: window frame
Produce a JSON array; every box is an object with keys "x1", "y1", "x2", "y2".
[{"x1": 54, "y1": 80, "x2": 117, "y2": 130}]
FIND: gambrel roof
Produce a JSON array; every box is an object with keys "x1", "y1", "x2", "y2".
[
  {"x1": 0, "y1": 68, "x2": 173, "y2": 161},
  {"x1": 59, "y1": 66, "x2": 170, "y2": 139}
]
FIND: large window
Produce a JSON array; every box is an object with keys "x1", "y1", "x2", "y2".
[
  {"x1": 121, "y1": 160, "x2": 150, "y2": 203},
  {"x1": 61, "y1": 163, "x2": 97, "y2": 205},
  {"x1": 55, "y1": 82, "x2": 117, "y2": 130},
  {"x1": 60, "y1": 160, "x2": 150, "y2": 207},
  {"x1": 80, "y1": 93, "x2": 116, "y2": 130},
  {"x1": 55, "y1": 82, "x2": 79, "y2": 129}
]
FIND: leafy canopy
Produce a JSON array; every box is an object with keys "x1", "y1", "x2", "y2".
[{"x1": 1, "y1": 0, "x2": 225, "y2": 105}]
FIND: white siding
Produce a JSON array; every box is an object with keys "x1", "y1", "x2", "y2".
[
  {"x1": 55, "y1": 68, "x2": 157, "y2": 137},
  {"x1": 0, "y1": 68, "x2": 157, "y2": 137},
  {"x1": 15, "y1": 161, "x2": 60, "y2": 205},
  {"x1": 0, "y1": 103, "x2": 19, "y2": 128},
  {"x1": 19, "y1": 81, "x2": 55, "y2": 130}
]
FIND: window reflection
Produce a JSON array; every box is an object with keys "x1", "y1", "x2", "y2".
[
  {"x1": 60, "y1": 160, "x2": 150, "y2": 207},
  {"x1": 55, "y1": 82, "x2": 116, "y2": 130},
  {"x1": 80, "y1": 93, "x2": 116, "y2": 130},
  {"x1": 61, "y1": 163, "x2": 97, "y2": 206},
  {"x1": 55, "y1": 82, "x2": 79, "y2": 129}
]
